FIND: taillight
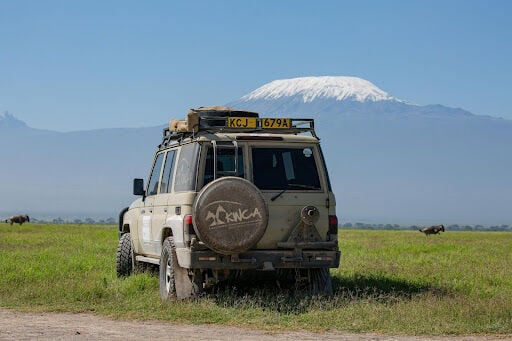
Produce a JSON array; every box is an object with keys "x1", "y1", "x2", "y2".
[
  {"x1": 328, "y1": 215, "x2": 338, "y2": 235},
  {"x1": 184, "y1": 214, "x2": 194, "y2": 235}
]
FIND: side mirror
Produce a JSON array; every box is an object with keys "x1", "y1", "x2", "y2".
[{"x1": 133, "y1": 178, "x2": 145, "y2": 197}]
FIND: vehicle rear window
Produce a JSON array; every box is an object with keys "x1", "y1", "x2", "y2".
[
  {"x1": 252, "y1": 147, "x2": 321, "y2": 190},
  {"x1": 203, "y1": 146, "x2": 244, "y2": 186}
]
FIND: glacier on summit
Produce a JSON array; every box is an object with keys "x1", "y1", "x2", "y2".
[{"x1": 240, "y1": 76, "x2": 401, "y2": 103}]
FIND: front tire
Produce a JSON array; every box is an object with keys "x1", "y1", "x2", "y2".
[{"x1": 116, "y1": 233, "x2": 134, "y2": 277}]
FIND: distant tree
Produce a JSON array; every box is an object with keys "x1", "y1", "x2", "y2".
[
  {"x1": 106, "y1": 217, "x2": 116, "y2": 225},
  {"x1": 355, "y1": 222, "x2": 365, "y2": 228},
  {"x1": 73, "y1": 219, "x2": 83, "y2": 225},
  {"x1": 85, "y1": 218, "x2": 95, "y2": 224},
  {"x1": 448, "y1": 224, "x2": 459, "y2": 231},
  {"x1": 342, "y1": 222, "x2": 352, "y2": 228}
]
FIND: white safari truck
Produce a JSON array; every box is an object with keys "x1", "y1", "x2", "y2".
[{"x1": 117, "y1": 106, "x2": 340, "y2": 299}]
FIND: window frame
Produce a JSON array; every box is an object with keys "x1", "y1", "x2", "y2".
[
  {"x1": 146, "y1": 152, "x2": 166, "y2": 196},
  {"x1": 173, "y1": 142, "x2": 200, "y2": 192},
  {"x1": 159, "y1": 149, "x2": 177, "y2": 194}
]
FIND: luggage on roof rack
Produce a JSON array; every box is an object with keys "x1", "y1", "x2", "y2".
[
  {"x1": 189, "y1": 106, "x2": 259, "y2": 118},
  {"x1": 161, "y1": 106, "x2": 318, "y2": 149},
  {"x1": 169, "y1": 106, "x2": 259, "y2": 133}
]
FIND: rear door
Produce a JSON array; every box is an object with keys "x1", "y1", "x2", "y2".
[{"x1": 249, "y1": 144, "x2": 330, "y2": 248}]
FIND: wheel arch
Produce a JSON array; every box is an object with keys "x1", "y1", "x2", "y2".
[
  {"x1": 161, "y1": 227, "x2": 173, "y2": 245},
  {"x1": 118, "y1": 206, "x2": 130, "y2": 238}
]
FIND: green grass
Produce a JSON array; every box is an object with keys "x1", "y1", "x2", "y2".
[{"x1": 0, "y1": 224, "x2": 511, "y2": 335}]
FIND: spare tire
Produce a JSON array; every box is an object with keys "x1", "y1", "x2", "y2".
[{"x1": 193, "y1": 177, "x2": 268, "y2": 255}]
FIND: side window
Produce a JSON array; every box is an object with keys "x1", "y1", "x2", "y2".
[
  {"x1": 147, "y1": 152, "x2": 165, "y2": 196},
  {"x1": 203, "y1": 146, "x2": 244, "y2": 187},
  {"x1": 174, "y1": 143, "x2": 200, "y2": 192},
  {"x1": 160, "y1": 150, "x2": 177, "y2": 193}
]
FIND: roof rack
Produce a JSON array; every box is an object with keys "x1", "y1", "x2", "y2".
[
  {"x1": 199, "y1": 116, "x2": 316, "y2": 136},
  {"x1": 159, "y1": 112, "x2": 318, "y2": 150}
]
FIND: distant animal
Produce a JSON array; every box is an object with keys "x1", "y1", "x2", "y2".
[
  {"x1": 6, "y1": 215, "x2": 30, "y2": 225},
  {"x1": 419, "y1": 224, "x2": 445, "y2": 236}
]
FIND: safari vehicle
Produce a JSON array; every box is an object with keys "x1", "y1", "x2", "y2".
[{"x1": 116, "y1": 106, "x2": 340, "y2": 299}]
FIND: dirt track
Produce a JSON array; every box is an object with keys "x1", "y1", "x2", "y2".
[{"x1": 0, "y1": 309, "x2": 508, "y2": 341}]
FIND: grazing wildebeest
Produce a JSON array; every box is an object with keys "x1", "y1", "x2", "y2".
[
  {"x1": 6, "y1": 215, "x2": 30, "y2": 225},
  {"x1": 419, "y1": 224, "x2": 445, "y2": 236}
]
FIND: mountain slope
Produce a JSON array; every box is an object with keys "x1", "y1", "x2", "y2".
[
  {"x1": 0, "y1": 116, "x2": 162, "y2": 218},
  {"x1": 0, "y1": 111, "x2": 29, "y2": 130}
]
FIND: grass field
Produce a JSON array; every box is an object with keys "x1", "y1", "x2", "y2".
[{"x1": 0, "y1": 223, "x2": 511, "y2": 335}]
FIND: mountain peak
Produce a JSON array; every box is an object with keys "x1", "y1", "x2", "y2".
[
  {"x1": 240, "y1": 76, "x2": 401, "y2": 103},
  {"x1": 0, "y1": 111, "x2": 28, "y2": 129}
]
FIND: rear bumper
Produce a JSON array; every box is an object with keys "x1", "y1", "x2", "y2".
[{"x1": 176, "y1": 248, "x2": 341, "y2": 270}]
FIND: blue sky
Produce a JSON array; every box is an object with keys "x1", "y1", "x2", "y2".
[{"x1": 1, "y1": 0, "x2": 511, "y2": 131}]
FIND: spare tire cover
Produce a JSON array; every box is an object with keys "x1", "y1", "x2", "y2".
[{"x1": 193, "y1": 177, "x2": 268, "y2": 255}]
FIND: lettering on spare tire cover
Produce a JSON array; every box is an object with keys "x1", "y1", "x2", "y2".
[
  {"x1": 205, "y1": 201, "x2": 262, "y2": 230},
  {"x1": 193, "y1": 177, "x2": 268, "y2": 255}
]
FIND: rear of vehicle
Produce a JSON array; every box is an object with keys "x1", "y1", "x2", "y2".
[
  {"x1": 118, "y1": 107, "x2": 340, "y2": 299},
  {"x1": 190, "y1": 133, "x2": 339, "y2": 271}
]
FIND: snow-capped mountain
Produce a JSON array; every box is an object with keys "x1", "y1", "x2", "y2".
[
  {"x1": 230, "y1": 76, "x2": 512, "y2": 225},
  {"x1": 2, "y1": 77, "x2": 511, "y2": 225},
  {"x1": 240, "y1": 76, "x2": 400, "y2": 103},
  {"x1": 228, "y1": 76, "x2": 478, "y2": 120}
]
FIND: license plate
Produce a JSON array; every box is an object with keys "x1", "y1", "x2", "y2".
[
  {"x1": 261, "y1": 118, "x2": 291, "y2": 129},
  {"x1": 227, "y1": 117, "x2": 257, "y2": 129}
]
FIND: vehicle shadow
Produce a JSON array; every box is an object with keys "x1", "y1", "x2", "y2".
[
  {"x1": 331, "y1": 273, "x2": 449, "y2": 301},
  {"x1": 208, "y1": 272, "x2": 449, "y2": 314}
]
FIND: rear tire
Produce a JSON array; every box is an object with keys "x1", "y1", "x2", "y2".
[
  {"x1": 116, "y1": 233, "x2": 134, "y2": 277},
  {"x1": 310, "y1": 268, "x2": 333, "y2": 296},
  {"x1": 277, "y1": 268, "x2": 333, "y2": 296},
  {"x1": 160, "y1": 237, "x2": 200, "y2": 300}
]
